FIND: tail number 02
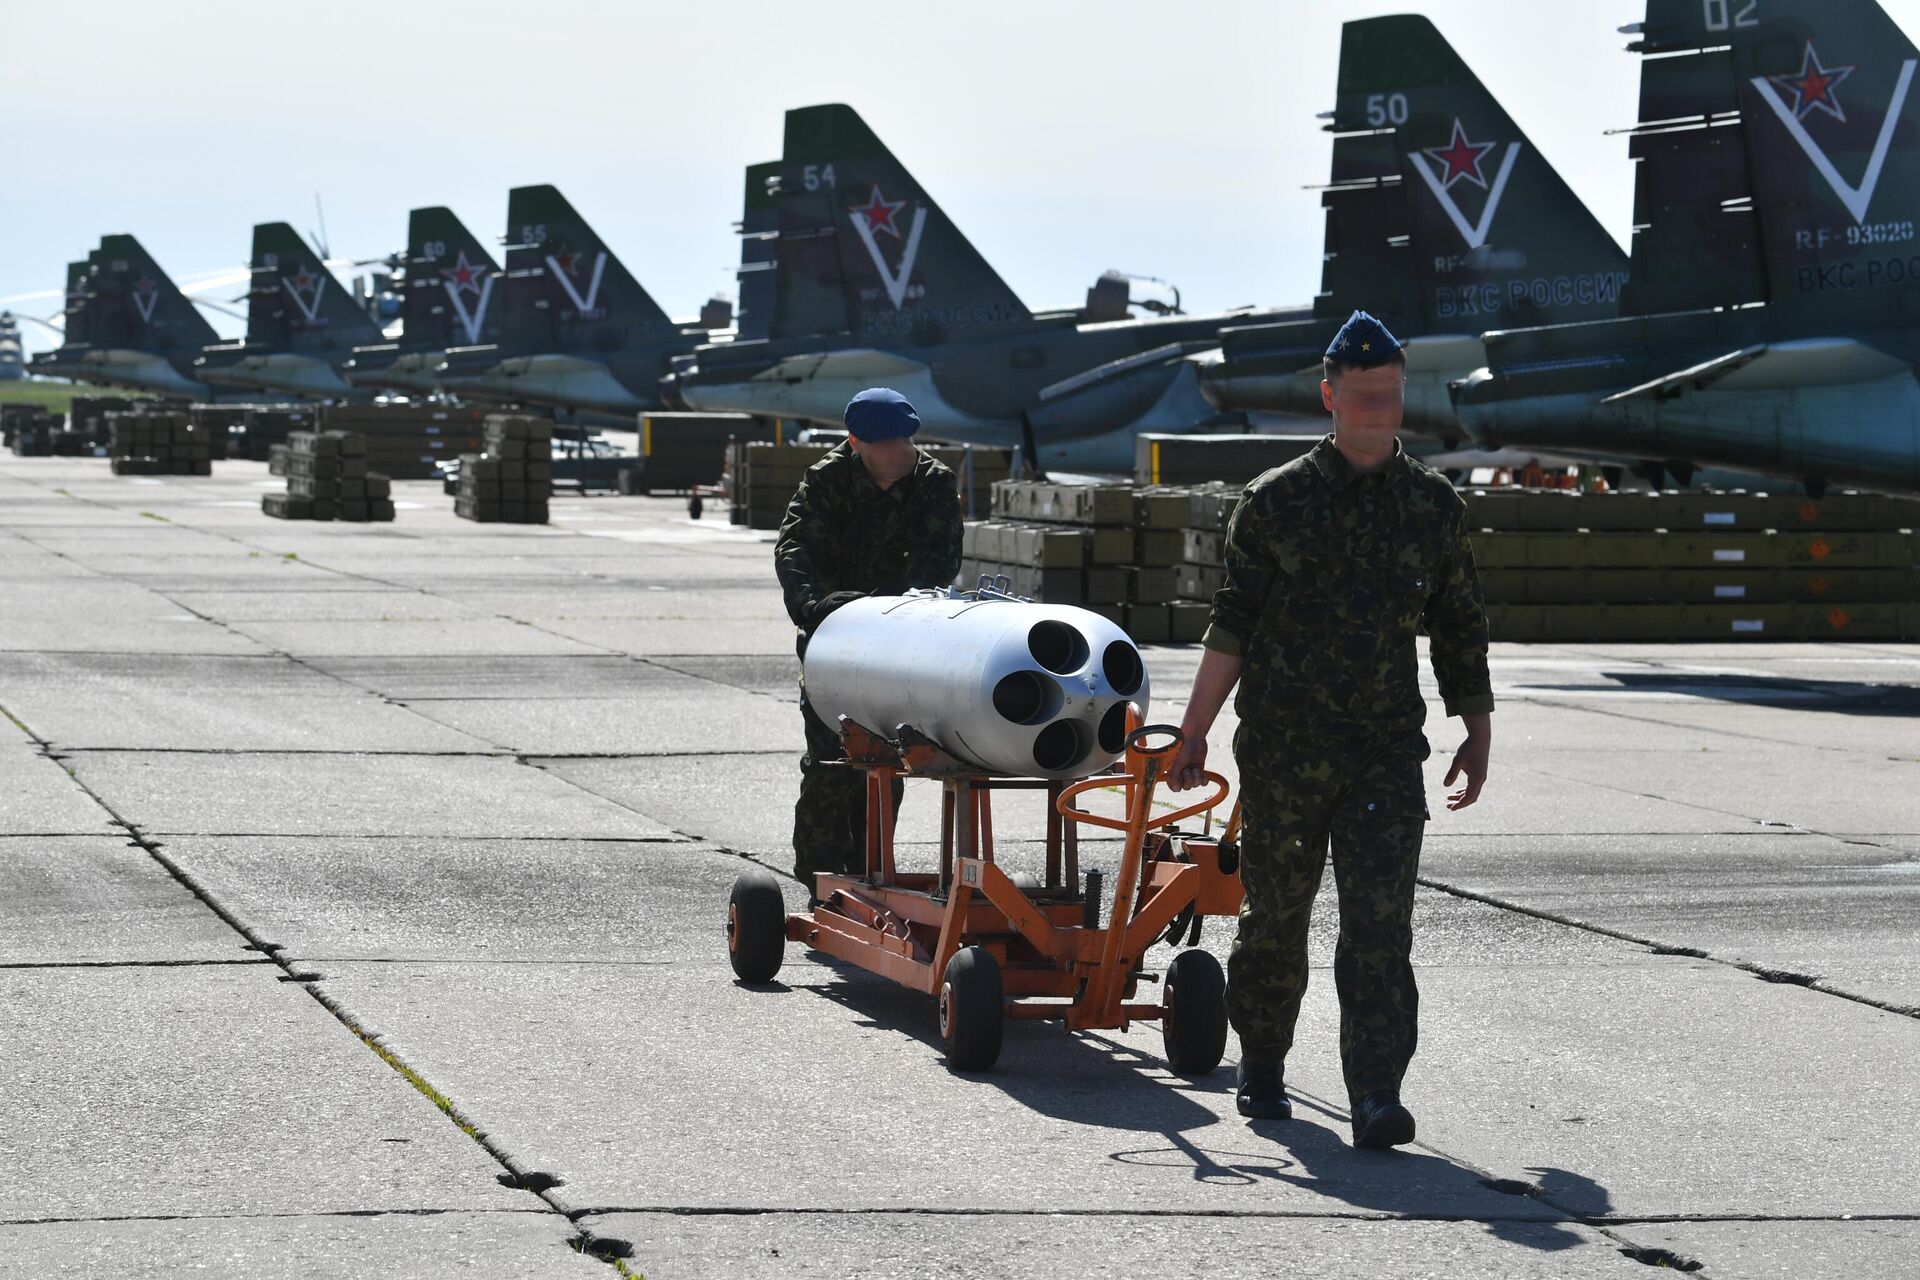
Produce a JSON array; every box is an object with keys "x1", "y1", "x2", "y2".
[
  {"x1": 1366, "y1": 93, "x2": 1409, "y2": 127},
  {"x1": 1704, "y1": 0, "x2": 1758, "y2": 30}
]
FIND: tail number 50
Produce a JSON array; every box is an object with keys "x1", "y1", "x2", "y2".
[{"x1": 1366, "y1": 93, "x2": 1409, "y2": 127}]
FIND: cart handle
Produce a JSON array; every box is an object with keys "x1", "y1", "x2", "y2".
[
  {"x1": 1055, "y1": 770, "x2": 1231, "y2": 833},
  {"x1": 1124, "y1": 723, "x2": 1184, "y2": 756}
]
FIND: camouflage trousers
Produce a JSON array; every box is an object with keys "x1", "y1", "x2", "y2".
[
  {"x1": 1227, "y1": 738, "x2": 1429, "y2": 1105},
  {"x1": 794, "y1": 694, "x2": 903, "y2": 889}
]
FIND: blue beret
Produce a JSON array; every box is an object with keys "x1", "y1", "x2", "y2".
[
  {"x1": 843, "y1": 387, "x2": 921, "y2": 441},
  {"x1": 1326, "y1": 310, "x2": 1404, "y2": 366}
]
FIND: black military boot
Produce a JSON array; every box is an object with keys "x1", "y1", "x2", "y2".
[
  {"x1": 1351, "y1": 1089, "x2": 1416, "y2": 1149},
  {"x1": 1235, "y1": 1060, "x2": 1293, "y2": 1120}
]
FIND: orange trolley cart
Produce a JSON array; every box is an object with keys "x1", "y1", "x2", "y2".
[{"x1": 725, "y1": 715, "x2": 1243, "y2": 1072}]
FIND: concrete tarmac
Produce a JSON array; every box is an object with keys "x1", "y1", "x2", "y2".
[{"x1": 2, "y1": 457, "x2": 1917, "y2": 1279}]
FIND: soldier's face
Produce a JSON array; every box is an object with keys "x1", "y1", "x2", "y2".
[
  {"x1": 1321, "y1": 365, "x2": 1406, "y2": 448},
  {"x1": 850, "y1": 434, "x2": 916, "y2": 487}
]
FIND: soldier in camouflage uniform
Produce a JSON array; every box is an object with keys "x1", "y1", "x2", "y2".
[
  {"x1": 1167, "y1": 311, "x2": 1494, "y2": 1150},
  {"x1": 774, "y1": 388, "x2": 964, "y2": 892}
]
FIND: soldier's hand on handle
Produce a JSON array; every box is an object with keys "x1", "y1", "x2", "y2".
[
  {"x1": 806, "y1": 590, "x2": 866, "y2": 631},
  {"x1": 1444, "y1": 732, "x2": 1490, "y2": 811},
  {"x1": 1167, "y1": 733, "x2": 1208, "y2": 793}
]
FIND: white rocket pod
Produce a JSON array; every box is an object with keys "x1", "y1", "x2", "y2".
[{"x1": 803, "y1": 589, "x2": 1151, "y2": 780}]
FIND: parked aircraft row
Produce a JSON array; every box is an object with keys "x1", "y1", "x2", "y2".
[{"x1": 27, "y1": 0, "x2": 1920, "y2": 494}]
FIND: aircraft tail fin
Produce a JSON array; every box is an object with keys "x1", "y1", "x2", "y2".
[
  {"x1": 497, "y1": 184, "x2": 677, "y2": 353},
  {"x1": 403, "y1": 207, "x2": 502, "y2": 350},
  {"x1": 772, "y1": 103, "x2": 1030, "y2": 344},
  {"x1": 1628, "y1": 0, "x2": 1920, "y2": 332},
  {"x1": 733, "y1": 162, "x2": 781, "y2": 343},
  {"x1": 60, "y1": 260, "x2": 92, "y2": 347},
  {"x1": 245, "y1": 222, "x2": 384, "y2": 351},
  {"x1": 88, "y1": 234, "x2": 220, "y2": 356},
  {"x1": 1321, "y1": 15, "x2": 1631, "y2": 333}
]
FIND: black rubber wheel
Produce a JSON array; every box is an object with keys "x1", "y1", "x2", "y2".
[
  {"x1": 689, "y1": 493, "x2": 704, "y2": 520},
  {"x1": 938, "y1": 947, "x2": 1004, "y2": 1071},
  {"x1": 1162, "y1": 949, "x2": 1228, "y2": 1075},
  {"x1": 726, "y1": 870, "x2": 786, "y2": 983}
]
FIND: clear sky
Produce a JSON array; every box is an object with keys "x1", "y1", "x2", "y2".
[{"x1": 6, "y1": 0, "x2": 1919, "y2": 358}]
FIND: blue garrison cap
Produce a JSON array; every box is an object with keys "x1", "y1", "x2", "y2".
[
  {"x1": 844, "y1": 387, "x2": 921, "y2": 441},
  {"x1": 1326, "y1": 310, "x2": 1404, "y2": 366}
]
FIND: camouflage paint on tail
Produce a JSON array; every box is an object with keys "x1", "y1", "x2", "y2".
[
  {"x1": 1631, "y1": 0, "x2": 1920, "y2": 337},
  {"x1": 498, "y1": 184, "x2": 676, "y2": 352},
  {"x1": 1324, "y1": 14, "x2": 1630, "y2": 332},
  {"x1": 773, "y1": 103, "x2": 1031, "y2": 346},
  {"x1": 244, "y1": 222, "x2": 383, "y2": 355},
  {"x1": 402, "y1": 206, "x2": 502, "y2": 350}
]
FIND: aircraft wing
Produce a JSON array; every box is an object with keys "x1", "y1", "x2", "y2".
[
  {"x1": 1035, "y1": 341, "x2": 1210, "y2": 403},
  {"x1": 1602, "y1": 338, "x2": 1910, "y2": 404},
  {"x1": 745, "y1": 347, "x2": 930, "y2": 384}
]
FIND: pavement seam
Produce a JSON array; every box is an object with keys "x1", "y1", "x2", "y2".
[
  {"x1": 1503, "y1": 687, "x2": 1918, "y2": 761},
  {"x1": 0, "y1": 958, "x2": 273, "y2": 970},
  {"x1": 0, "y1": 697, "x2": 639, "y2": 1276},
  {"x1": 1416, "y1": 875, "x2": 1920, "y2": 1020},
  {"x1": 50, "y1": 746, "x2": 517, "y2": 756},
  {"x1": 18, "y1": 471, "x2": 801, "y2": 724},
  {"x1": 140, "y1": 831, "x2": 691, "y2": 842},
  {"x1": 560, "y1": 1205, "x2": 1920, "y2": 1223},
  {"x1": 3, "y1": 525, "x2": 508, "y2": 755},
  {"x1": 0, "y1": 1208, "x2": 559, "y2": 1227}
]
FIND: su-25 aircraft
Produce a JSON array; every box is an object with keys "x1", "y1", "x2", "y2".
[
  {"x1": 1199, "y1": 14, "x2": 1632, "y2": 438},
  {"x1": 29, "y1": 237, "x2": 224, "y2": 398},
  {"x1": 666, "y1": 103, "x2": 1271, "y2": 473},
  {"x1": 434, "y1": 185, "x2": 728, "y2": 415},
  {"x1": 1454, "y1": 0, "x2": 1920, "y2": 496},
  {"x1": 343, "y1": 207, "x2": 502, "y2": 396},
  {"x1": 195, "y1": 223, "x2": 385, "y2": 400}
]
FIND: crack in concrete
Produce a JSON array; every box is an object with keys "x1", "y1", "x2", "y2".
[
  {"x1": 1416, "y1": 876, "x2": 1920, "y2": 1020},
  {"x1": 1504, "y1": 689, "x2": 1912, "y2": 761}
]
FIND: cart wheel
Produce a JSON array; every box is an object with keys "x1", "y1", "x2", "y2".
[
  {"x1": 689, "y1": 493, "x2": 704, "y2": 520},
  {"x1": 726, "y1": 870, "x2": 786, "y2": 983},
  {"x1": 1161, "y1": 949, "x2": 1228, "y2": 1075},
  {"x1": 1008, "y1": 872, "x2": 1041, "y2": 893},
  {"x1": 938, "y1": 947, "x2": 1004, "y2": 1071}
]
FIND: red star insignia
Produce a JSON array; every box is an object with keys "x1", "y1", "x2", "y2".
[
  {"x1": 852, "y1": 184, "x2": 908, "y2": 239},
  {"x1": 1769, "y1": 43, "x2": 1855, "y2": 123},
  {"x1": 439, "y1": 250, "x2": 484, "y2": 295},
  {"x1": 134, "y1": 275, "x2": 157, "y2": 298},
  {"x1": 1423, "y1": 119, "x2": 1500, "y2": 190},
  {"x1": 552, "y1": 249, "x2": 577, "y2": 276},
  {"x1": 289, "y1": 267, "x2": 316, "y2": 294}
]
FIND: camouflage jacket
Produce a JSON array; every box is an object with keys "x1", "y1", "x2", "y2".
[
  {"x1": 1202, "y1": 435, "x2": 1493, "y2": 747},
  {"x1": 774, "y1": 442, "x2": 964, "y2": 630}
]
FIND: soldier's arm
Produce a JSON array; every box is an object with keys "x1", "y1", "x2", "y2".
[
  {"x1": 1423, "y1": 501, "x2": 1495, "y2": 719},
  {"x1": 1427, "y1": 501, "x2": 1493, "y2": 809},
  {"x1": 905, "y1": 469, "x2": 963, "y2": 590},
  {"x1": 1171, "y1": 648, "x2": 1242, "y2": 791},
  {"x1": 774, "y1": 473, "x2": 828, "y2": 628},
  {"x1": 1198, "y1": 486, "x2": 1279, "y2": 659},
  {"x1": 1173, "y1": 489, "x2": 1275, "y2": 789}
]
